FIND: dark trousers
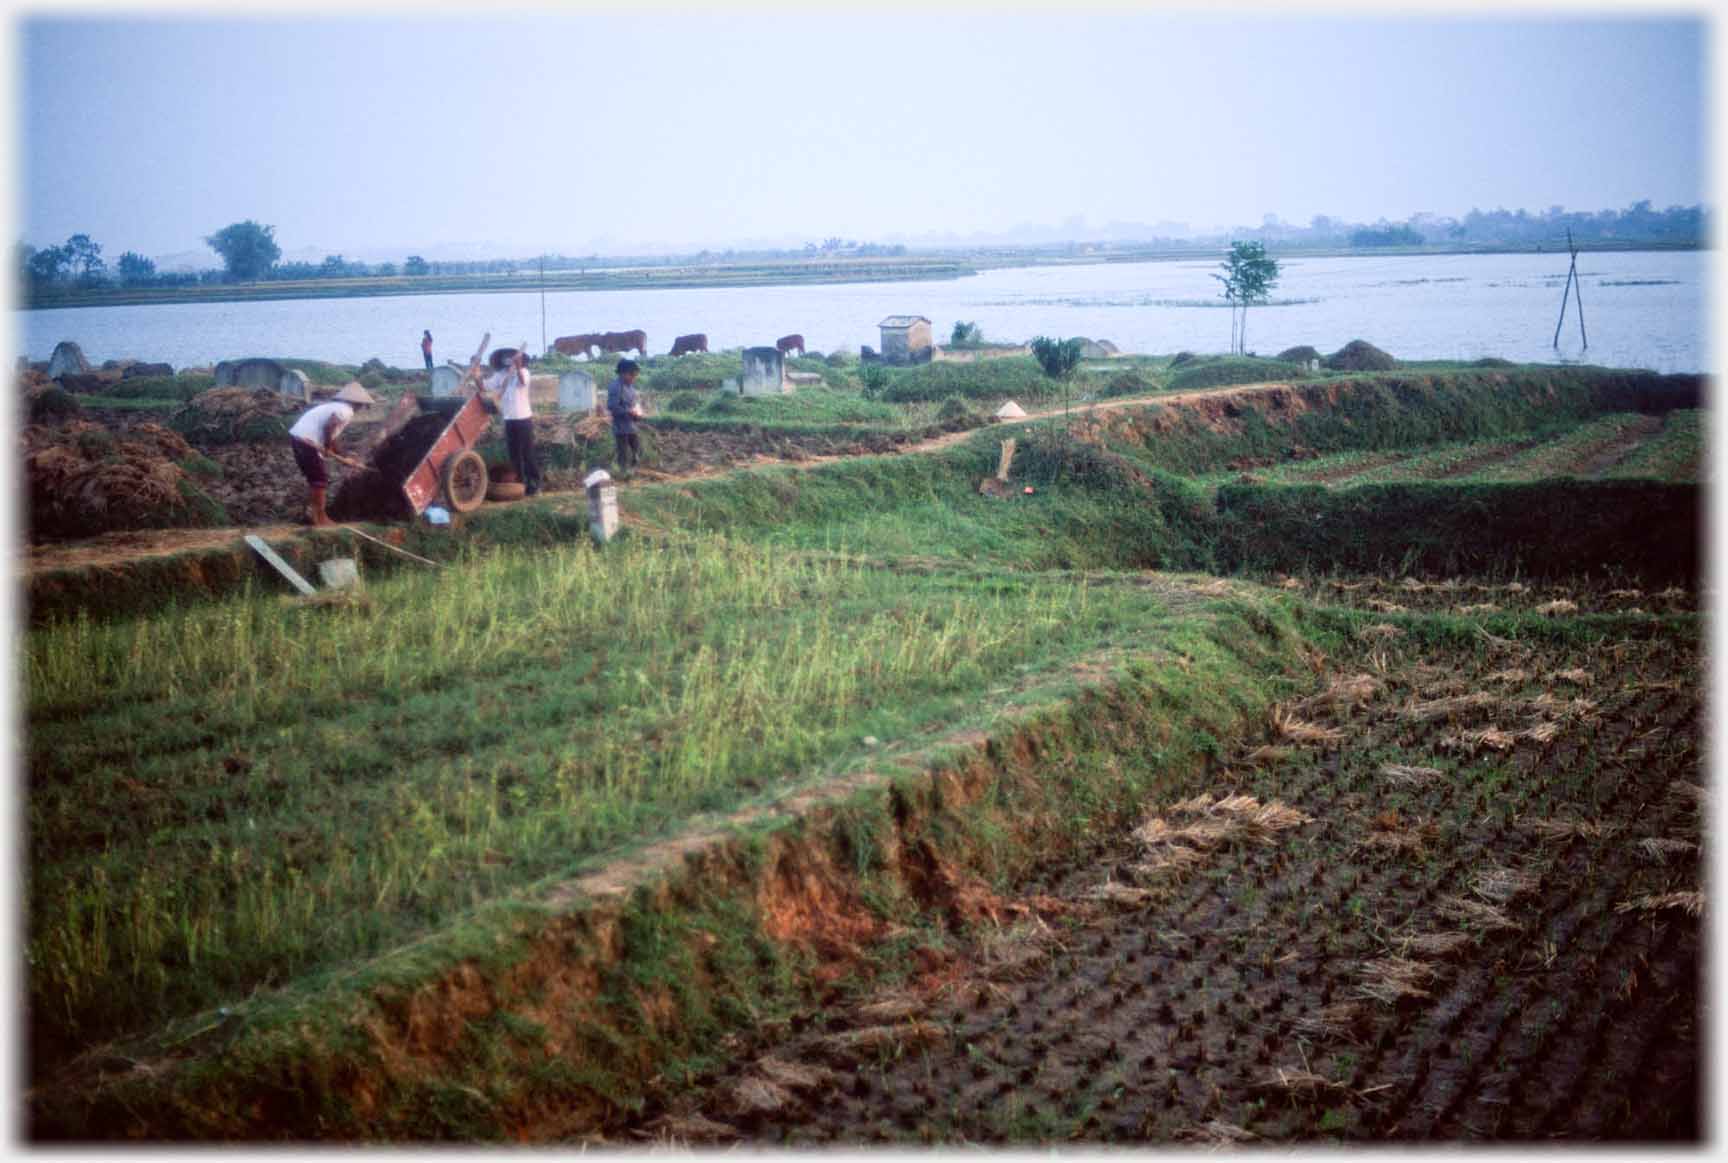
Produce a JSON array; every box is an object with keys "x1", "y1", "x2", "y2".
[
  {"x1": 505, "y1": 419, "x2": 541, "y2": 494},
  {"x1": 614, "y1": 430, "x2": 641, "y2": 471},
  {"x1": 423, "y1": 351, "x2": 434, "y2": 369}
]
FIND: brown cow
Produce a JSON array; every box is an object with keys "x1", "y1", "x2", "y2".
[
  {"x1": 596, "y1": 329, "x2": 648, "y2": 358},
  {"x1": 669, "y1": 333, "x2": 708, "y2": 356},
  {"x1": 776, "y1": 333, "x2": 805, "y2": 358},
  {"x1": 552, "y1": 333, "x2": 602, "y2": 358}
]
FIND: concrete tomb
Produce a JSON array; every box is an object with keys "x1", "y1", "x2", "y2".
[
  {"x1": 559, "y1": 370, "x2": 597, "y2": 412},
  {"x1": 47, "y1": 341, "x2": 91, "y2": 380},
  {"x1": 427, "y1": 365, "x2": 466, "y2": 395},
  {"x1": 740, "y1": 346, "x2": 787, "y2": 396}
]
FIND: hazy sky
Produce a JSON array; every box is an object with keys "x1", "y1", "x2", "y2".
[{"x1": 18, "y1": 10, "x2": 1708, "y2": 261}]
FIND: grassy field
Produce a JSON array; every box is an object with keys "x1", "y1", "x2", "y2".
[
  {"x1": 24, "y1": 357, "x2": 1707, "y2": 1140},
  {"x1": 27, "y1": 535, "x2": 1225, "y2": 1072}
]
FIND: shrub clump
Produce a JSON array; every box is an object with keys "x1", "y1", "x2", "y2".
[
  {"x1": 1275, "y1": 345, "x2": 1322, "y2": 364},
  {"x1": 1167, "y1": 357, "x2": 1305, "y2": 393},
  {"x1": 1324, "y1": 340, "x2": 1398, "y2": 372},
  {"x1": 1170, "y1": 351, "x2": 1197, "y2": 367},
  {"x1": 1471, "y1": 357, "x2": 1516, "y2": 368},
  {"x1": 168, "y1": 388, "x2": 294, "y2": 444},
  {"x1": 28, "y1": 387, "x2": 83, "y2": 423}
]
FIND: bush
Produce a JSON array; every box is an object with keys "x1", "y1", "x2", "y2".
[
  {"x1": 666, "y1": 391, "x2": 704, "y2": 413},
  {"x1": 1275, "y1": 345, "x2": 1322, "y2": 364},
  {"x1": 1170, "y1": 351, "x2": 1197, "y2": 367},
  {"x1": 705, "y1": 393, "x2": 742, "y2": 415},
  {"x1": 29, "y1": 388, "x2": 82, "y2": 422},
  {"x1": 858, "y1": 364, "x2": 891, "y2": 397},
  {"x1": 1029, "y1": 336, "x2": 1083, "y2": 380},
  {"x1": 275, "y1": 358, "x2": 353, "y2": 386},
  {"x1": 357, "y1": 371, "x2": 385, "y2": 390},
  {"x1": 936, "y1": 396, "x2": 977, "y2": 425},
  {"x1": 1167, "y1": 357, "x2": 1306, "y2": 392},
  {"x1": 642, "y1": 352, "x2": 743, "y2": 393},
  {"x1": 825, "y1": 349, "x2": 856, "y2": 368},
  {"x1": 97, "y1": 373, "x2": 213, "y2": 401},
  {"x1": 1324, "y1": 339, "x2": 1398, "y2": 372},
  {"x1": 1471, "y1": 357, "x2": 1516, "y2": 368},
  {"x1": 1102, "y1": 368, "x2": 1159, "y2": 398}
]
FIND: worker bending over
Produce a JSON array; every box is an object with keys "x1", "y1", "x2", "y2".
[{"x1": 288, "y1": 383, "x2": 376, "y2": 526}]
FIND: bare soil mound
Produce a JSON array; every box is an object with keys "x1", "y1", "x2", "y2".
[{"x1": 329, "y1": 412, "x2": 449, "y2": 521}]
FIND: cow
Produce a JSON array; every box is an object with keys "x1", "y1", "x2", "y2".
[
  {"x1": 552, "y1": 333, "x2": 602, "y2": 359},
  {"x1": 669, "y1": 333, "x2": 709, "y2": 357},
  {"x1": 776, "y1": 333, "x2": 805, "y2": 358},
  {"x1": 596, "y1": 329, "x2": 648, "y2": 358}
]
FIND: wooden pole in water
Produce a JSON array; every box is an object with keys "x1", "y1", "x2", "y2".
[
  {"x1": 1569, "y1": 229, "x2": 1588, "y2": 350},
  {"x1": 539, "y1": 255, "x2": 547, "y2": 358},
  {"x1": 1552, "y1": 239, "x2": 1576, "y2": 349}
]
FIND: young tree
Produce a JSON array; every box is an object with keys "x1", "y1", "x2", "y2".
[
  {"x1": 27, "y1": 244, "x2": 71, "y2": 285},
  {"x1": 950, "y1": 320, "x2": 982, "y2": 346},
  {"x1": 404, "y1": 255, "x2": 430, "y2": 276},
  {"x1": 205, "y1": 220, "x2": 282, "y2": 281},
  {"x1": 116, "y1": 251, "x2": 156, "y2": 285},
  {"x1": 64, "y1": 234, "x2": 105, "y2": 284},
  {"x1": 1213, "y1": 240, "x2": 1281, "y2": 354}
]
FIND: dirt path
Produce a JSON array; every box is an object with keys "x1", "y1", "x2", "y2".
[
  {"x1": 1576, "y1": 414, "x2": 1664, "y2": 478},
  {"x1": 20, "y1": 381, "x2": 1303, "y2": 579}
]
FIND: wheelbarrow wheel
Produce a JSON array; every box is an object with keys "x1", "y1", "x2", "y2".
[{"x1": 441, "y1": 449, "x2": 488, "y2": 513}]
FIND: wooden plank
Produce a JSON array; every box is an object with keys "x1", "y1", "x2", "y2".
[{"x1": 245, "y1": 534, "x2": 318, "y2": 596}]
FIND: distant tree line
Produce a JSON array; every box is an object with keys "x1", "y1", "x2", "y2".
[
  {"x1": 1254, "y1": 201, "x2": 1706, "y2": 250},
  {"x1": 13, "y1": 202, "x2": 1706, "y2": 298}
]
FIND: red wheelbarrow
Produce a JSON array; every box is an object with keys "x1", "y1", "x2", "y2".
[{"x1": 400, "y1": 391, "x2": 495, "y2": 515}]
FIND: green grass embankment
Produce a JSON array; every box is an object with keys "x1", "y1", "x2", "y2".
[{"x1": 28, "y1": 541, "x2": 1310, "y2": 1138}]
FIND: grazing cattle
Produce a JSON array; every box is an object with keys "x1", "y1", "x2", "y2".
[
  {"x1": 553, "y1": 333, "x2": 604, "y2": 358},
  {"x1": 669, "y1": 333, "x2": 709, "y2": 356},
  {"x1": 596, "y1": 329, "x2": 649, "y2": 358},
  {"x1": 776, "y1": 333, "x2": 805, "y2": 358}
]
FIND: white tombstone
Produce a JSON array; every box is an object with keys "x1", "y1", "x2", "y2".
[
  {"x1": 584, "y1": 469, "x2": 618, "y2": 543},
  {"x1": 428, "y1": 365, "x2": 465, "y2": 395},
  {"x1": 46, "y1": 341, "x2": 90, "y2": 380},
  {"x1": 278, "y1": 369, "x2": 311, "y2": 402},
  {"x1": 741, "y1": 346, "x2": 786, "y2": 396},
  {"x1": 559, "y1": 370, "x2": 597, "y2": 412},
  {"x1": 995, "y1": 400, "x2": 1027, "y2": 420}
]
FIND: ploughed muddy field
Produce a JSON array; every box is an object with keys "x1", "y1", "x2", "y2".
[{"x1": 617, "y1": 582, "x2": 1701, "y2": 1145}]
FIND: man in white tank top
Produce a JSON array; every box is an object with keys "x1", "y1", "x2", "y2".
[{"x1": 288, "y1": 382, "x2": 376, "y2": 526}]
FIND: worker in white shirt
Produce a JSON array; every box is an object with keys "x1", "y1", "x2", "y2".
[
  {"x1": 482, "y1": 348, "x2": 541, "y2": 496},
  {"x1": 287, "y1": 382, "x2": 376, "y2": 526}
]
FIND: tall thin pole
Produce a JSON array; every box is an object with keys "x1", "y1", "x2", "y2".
[
  {"x1": 1552, "y1": 244, "x2": 1576, "y2": 349},
  {"x1": 1569, "y1": 229, "x2": 1587, "y2": 350},
  {"x1": 539, "y1": 255, "x2": 547, "y2": 357}
]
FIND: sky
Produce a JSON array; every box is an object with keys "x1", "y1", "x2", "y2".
[{"x1": 14, "y1": 7, "x2": 1710, "y2": 264}]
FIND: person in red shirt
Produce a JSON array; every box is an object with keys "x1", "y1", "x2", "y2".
[{"x1": 421, "y1": 330, "x2": 434, "y2": 370}]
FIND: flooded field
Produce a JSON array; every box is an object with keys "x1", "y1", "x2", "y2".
[{"x1": 18, "y1": 250, "x2": 1706, "y2": 373}]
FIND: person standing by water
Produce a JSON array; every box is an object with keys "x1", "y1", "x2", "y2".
[
  {"x1": 288, "y1": 383, "x2": 375, "y2": 526},
  {"x1": 421, "y1": 330, "x2": 434, "y2": 370},
  {"x1": 482, "y1": 348, "x2": 542, "y2": 496},
  {"x1": 607, "y1": 358, "x2": 645, "y2": 477}
]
